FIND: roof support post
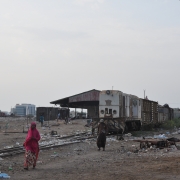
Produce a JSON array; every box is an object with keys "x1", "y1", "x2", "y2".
[{"x1": 75, "y1": 108, "x2": 76, "y2": 119}]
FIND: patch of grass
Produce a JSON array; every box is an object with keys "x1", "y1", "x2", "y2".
[{"x1": 161, "y1": 118, "x2": 180, "y2": 130}]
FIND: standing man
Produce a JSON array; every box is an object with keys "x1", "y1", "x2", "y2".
[{"x1": 97, "y1": 119, "x2": 108, "y2": 151}]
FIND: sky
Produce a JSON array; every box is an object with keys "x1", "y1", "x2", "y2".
[{"x1": 0, "y1": 0, "x2": 180, "y2": 111}]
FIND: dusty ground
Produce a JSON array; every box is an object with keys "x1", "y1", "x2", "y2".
[{"x1": 1, "y1": 117, "x2": 180, "y2": 180}]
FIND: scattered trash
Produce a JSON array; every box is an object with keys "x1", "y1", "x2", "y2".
[
  {"x1": 134, "y1": 136, "x2": 180, "y2": 149},
  {"x1": 0, "y1": 157, "x2": 3, "y2": 161},
  {"x1": 51, "y1": 123, "x2": 60, "y2": 127},
  {"x1": 120, "y1": 146, "x2": 126, "y2": 153},
  {"x1": 133, "y1": 149, "x2": 139, "y2": 153},
  {"x1": 170, "y1": 145, "x2": 177, "y2": 151},
  {"x1": 176, "y1": 145, "x2": 180, "y2": 150},
  {"x1": 50, "y1": 153, "x2": 59, "y2": 158},
  {"x1": 0, "y1": 173, "x2": 10, "y2": 179},
  {"x1": 124, "y1": 133, "x2": 132, "y2": 137},
  {"x1": 154, "y1": 134, "x2": 167, "y2": 139},
  {"x1": 74, "y1": 148, "x2": 83, "y2": 151},
  {"x1": 167, "y1": 137, "x2": 180, "y2": 142},
  {"x1": 127, "y1": 151, "x2": 131, "y2": 156},
  {"x1": 117, "y1": 136, "x2": 124, "y2": 140},
  {"x1": 51, "y1": 130, "x2": 57, "y2": 136},
  {"x1": 37, "y1": 161, "x2": 43, "y2": 164},
  {"x1": 8, "y1": 165, "x2": 12, "y2": 170},
  {"x1": 172, "y1": 132, "x2": 178, "y2": 135},
  {"x1": 4, "y1": 146, "x2": 13, "y2": 149}
]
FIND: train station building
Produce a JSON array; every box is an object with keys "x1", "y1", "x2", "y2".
[{"x1": 50, "y1": 89, "x2": 100, "y2": 118}]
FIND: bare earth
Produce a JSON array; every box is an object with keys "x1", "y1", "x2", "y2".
[{"x1": 1, "y1": 117, "x2": 180, "y2": 180}]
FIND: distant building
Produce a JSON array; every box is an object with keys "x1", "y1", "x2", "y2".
[
  {"x1": 10, "y1": 108, "x2": 16, "y2": 114},
  {"x1": 22, "y1": 104, "x2": 36, "y2": 116},
  {"x1": 0, "y1": 110, "x2": 7, "y2": 117},
  {"x1": 1, "y1": 111, "x2": 10, "y2": 116},
  {"x1": 173, "y1": 108, "x2": 180, "y2": 119},
  {"x1": 11, "y1": 104, "x2": 36, "y2": 116}
]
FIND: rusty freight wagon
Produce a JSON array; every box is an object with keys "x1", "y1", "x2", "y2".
[{"x1": 141, "y1": 99, "x2": 158, "y2": 126}]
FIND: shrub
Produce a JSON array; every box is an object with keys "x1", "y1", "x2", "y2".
[{"x1": 161, "y1": 118, "x2": 180, "y2": 130}]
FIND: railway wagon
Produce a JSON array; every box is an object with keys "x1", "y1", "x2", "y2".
[
  {"x1": 92, "y1": 90, "x2": 141, "y2": 133},
  {"x1": 92, "y1": 90, "x2": 158, "y2": 134},
  {"x1": 141, "y1": 99, "x2": 158, "y2": 126},
  {"x1": 158, "y1": 104, "x2": 174, "y2": 123}
]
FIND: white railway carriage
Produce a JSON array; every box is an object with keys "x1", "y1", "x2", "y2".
[{"x1": 92, "y1": 90, "x2": 158, "y2": 134}]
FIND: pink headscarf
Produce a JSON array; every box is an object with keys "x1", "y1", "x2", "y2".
[{"x1": 24, "y1": 122, "x2": 40, "y2": 153}]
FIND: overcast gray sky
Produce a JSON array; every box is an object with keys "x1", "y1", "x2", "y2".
[{"x1": 0, "y1": 0, "x2": 180, "y2": 111}]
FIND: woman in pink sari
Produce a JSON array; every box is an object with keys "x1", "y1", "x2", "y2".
[{"x1": 23, "y1": 122, "x2": 40, "y2": 170}]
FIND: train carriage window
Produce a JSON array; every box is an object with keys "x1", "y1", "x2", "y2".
[
  {"x1": 132, "y1": 99, "x2": 137, "y2": 106},
  {"x1": 101, "y1": 110, "x2": 104, "y2": 114},
  {"x1": 113, "y1": 110, "x2": 117, "y2": 114},
  {"x1": 109, "y1": 109, "x2": 112, "y2": 114},
  {"x1": 105, "y1": 108, "x2": 108, "y2": 114}
]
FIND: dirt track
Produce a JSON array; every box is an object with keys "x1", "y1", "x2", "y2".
[{"x1": 1, "y1": 117, "x2": 180, "y2": 180}]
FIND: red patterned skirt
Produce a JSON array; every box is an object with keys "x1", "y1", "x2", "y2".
[{"x1": 24, "y1": 150, "x2": 38, "y2": 168}]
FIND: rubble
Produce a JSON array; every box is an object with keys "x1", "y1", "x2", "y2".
[
  {"x1": 74, "y1": 148, "x2": 84, "y2": 151},
  {"x1": 1, "y1": 118, "x2": 180, "y2": 179},
  {"x1": 154, "y1": 134, "x2": 167, "y2": 139},
  {"x1": 0, "y1": 173, "x2": 10, "y2": 179},
  {"x1": 124, "y1": 133, "x2": 132, "y2": 137}
]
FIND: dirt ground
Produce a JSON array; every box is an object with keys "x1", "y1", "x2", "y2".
[{"x1": 1, "y1": 117, "x2": 180, "y2": 180}]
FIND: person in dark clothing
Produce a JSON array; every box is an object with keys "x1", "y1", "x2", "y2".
[
  {"x1": 97, "y1": 119, "x2": 108, "y2": 151},
  {"x1": 39, "y1": 115, "x2": 44, "y2": 127},
  {"x1": 57, "y1": 113, "x2": 60, "y2": 122}
]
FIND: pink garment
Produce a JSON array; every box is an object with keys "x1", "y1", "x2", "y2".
[{"x1": 24, "y1": 122, "x2": 40, "y2": 153}]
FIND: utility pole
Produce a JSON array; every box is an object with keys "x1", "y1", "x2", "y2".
[{"x1": 144, "y1": 89, "x2": 146, "y2": 99}]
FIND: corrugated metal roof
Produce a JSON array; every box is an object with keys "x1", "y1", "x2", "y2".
[{"x1": 50, "y1": 89, "x2": 100, "y2": 106}]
